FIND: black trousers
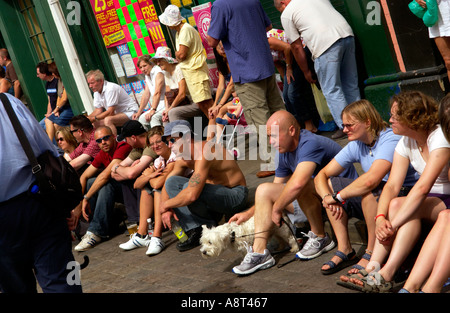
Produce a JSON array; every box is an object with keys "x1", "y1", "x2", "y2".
[{"x1": 0, "y1": 192, "x2": 82, "y2": 293}]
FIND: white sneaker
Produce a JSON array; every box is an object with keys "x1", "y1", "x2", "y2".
[
  {"x1": 295, "y1": 231, "x2": 335, "y2": 260},
  {"x1": 146, "y1": 237, "x2": 165, "y2": 256},
  {"x1": 232, "y1": 245, "x2": 275, "y2": 276},
  {"x1": 119, "y1": 233, "x2": 151, "y2": 251},
  {"x1": 74, "y1": 231, "x2": 102, "y2": 252}
]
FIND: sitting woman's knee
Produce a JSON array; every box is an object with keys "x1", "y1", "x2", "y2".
[{"x1": 387, "y1": 197, "x2": 403, "y2": 217}]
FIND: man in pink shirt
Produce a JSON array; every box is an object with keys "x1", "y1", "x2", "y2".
[{"x1": 68, "y1": 115, "x2": 101, "y2": 175}]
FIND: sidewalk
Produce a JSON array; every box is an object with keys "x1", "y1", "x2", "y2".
[{"x1": 72, "y1": 131, "x2": 369, "y2": 294}]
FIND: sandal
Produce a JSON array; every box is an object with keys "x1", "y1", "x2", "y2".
[
  {"x1": 321, "y1": 249, "x2": 358, "y2": 275},
  {"x1": 359, "y1": 272, "x2": 395, "y2": 293},
  {"x1": 336, "y1": 269, "x2": 368, "y2": 291},
  {"x1": 349, "y1": 250, "x2": 372, "y2": 272}
]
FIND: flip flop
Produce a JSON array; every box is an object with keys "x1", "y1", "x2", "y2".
[{"x1": 321, "y1": 249, "x2": 358, "y2": 275}]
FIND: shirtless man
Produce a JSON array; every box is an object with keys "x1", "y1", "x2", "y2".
[{"x1": 159, "y1": 120, "x2": 248, "y2": 252}]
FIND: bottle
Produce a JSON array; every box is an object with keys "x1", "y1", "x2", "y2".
[
  {"x1": 170, "y1": 217, "x2": 188, "y2": 242},
  {"x1": 147, "y1": 218, "x2": 153, "y2": 237}
]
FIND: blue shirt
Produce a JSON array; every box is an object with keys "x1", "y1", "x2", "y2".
[
  {"x1": 334, "y1": 128, "x2": 418, "y2": 186},
  {"x1": 0, "y1": 93, "x2": 58, "y2": 201},
  {"x1": 208, "y1": 0, "x2": 275, "y2": 83},
  {"x1": 275, "y1": 130, "x2": 358, "y2": 179}
]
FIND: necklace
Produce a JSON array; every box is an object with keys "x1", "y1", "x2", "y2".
[
  {"x1": 418, "y1": 146, "x2": 423, "y2": 152},
  {"x1": 366, "y1": 137, "x2": 377, "y2": 156}
]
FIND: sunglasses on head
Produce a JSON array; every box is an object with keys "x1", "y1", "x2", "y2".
[{"x1": 95, "y1": 134, "x2": 111, "y2": 143}]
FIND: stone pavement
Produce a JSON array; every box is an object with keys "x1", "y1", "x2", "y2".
[{"x1": 72, "y1": 131, "x2": 370, "y2": 295}]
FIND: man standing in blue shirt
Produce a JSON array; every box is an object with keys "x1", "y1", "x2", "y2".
[
  {"x1": 207, "y1": 0, "x2": 285, "y2": 177},
  {"x1": 0, "y1": 93, "x2": 82, "y2": 293}
]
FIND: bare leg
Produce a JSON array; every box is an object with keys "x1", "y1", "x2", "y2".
[
  {"x1": 137, "y1": 190, "x2": 154, "y2": 236},
  {"x1": 252, "y1": 183, "x2": 285, "y2": 254},
  {"x1": 152, "y1": 191, "x2": 164, "y2": 238},
  {"x1": 434, "y1": 37, "x2": 450, "y2": 84},
  {"x1": 404, "y1": 210, "x2": 450, "y2": 293}
]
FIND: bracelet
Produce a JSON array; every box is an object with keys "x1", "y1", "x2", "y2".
[
  {"x1": 114, "y1": 164, "x2": 120, "y2": 173},
  {"x1": 374, "y1": 214, "x2": 386, "y2": 221},
  {"x1": 322, "y1": 193, "x2": 332, "y2": 200},
  {"x1": 286, "y1": 63, "x2": 290, "y2": 67},
  {"x1": 83, "y1": 195, "x2": 90, "y2": 200},
  {"x1": 94, "y1": 116, "x2": 98, "y2": 121},
  {"x1": 150, "y1": 107, "x2": 156, "y2": 111}
]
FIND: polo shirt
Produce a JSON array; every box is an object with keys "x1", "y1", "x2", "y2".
[
  {"x1": 275, "y1": 130, "x2": 358, "y2": 179},
  {"x1": 91, "y1": 141, "x2": 132, "y2": 169},
  {"x1": 208, "y1": 0, "x2": 275, "y2": 83}
]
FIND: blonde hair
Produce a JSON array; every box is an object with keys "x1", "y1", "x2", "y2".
[
  {"x1": 146, "y1": 125, "x2": 164, "y2": 146},
  {"x1": 342, "y1": 99, "x2": 388, "y2": 138},
  {"x1": 56, "y1": 127, "x2": 78, "y2": 150},
  {"x1": 390, "y1": 91, "x2": 439, "y2": 132}
]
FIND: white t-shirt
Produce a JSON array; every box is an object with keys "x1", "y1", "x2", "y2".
[
  {"x1": 93, "y1": 80, "x2": 138, "y2": 115},
  {"x1": 145, "y1": 65, "x2": 166, "y2": 112},
  {"x1": 153, "y1": 151, "x2": 176, "y2": 170},
  {"x1": 164, "y1": 65, "x2": 185, "y2": 90},
  {"x1": 281, "y1": 0, "x2": 354, "y2": 59},
  {"x1": 395, "y1": 125, "x2": 450, "y2": 194}
]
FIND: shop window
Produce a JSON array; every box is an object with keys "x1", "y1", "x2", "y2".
[{"x1": 17, "y1": 0, "x2": 52, "y2": 63}]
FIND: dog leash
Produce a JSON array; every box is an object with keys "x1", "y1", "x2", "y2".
[
  {"x1": 230, "y1": 217, "x2": 301, "y2": 268},
  {"x1": 277, "y1": 217, "x2": 302, "y2": 268}
]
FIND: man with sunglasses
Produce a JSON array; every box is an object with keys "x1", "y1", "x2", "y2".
[
  {"x1": 68, "y1": 115, "x2": 101, "y2": 175},
  {"x1": 74, "y1": 126, "x2": 132, "y2": 252},
  {"x1": 159, "y1": 120, "x2": 249, "y2": 252}
]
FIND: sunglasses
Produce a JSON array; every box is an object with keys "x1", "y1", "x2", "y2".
[
  {"x1": 95, "y1": 134, "x2": 111, "y2": 143},
  {"x1": 57, "y1": 137, "x2": 65, "y2": 142},
  {"x1": 70, "y1": 128, "x2": 84, "y2": 134},
  {"x1": 162, "y1": 137, "x2": 177, "y2": 144}
]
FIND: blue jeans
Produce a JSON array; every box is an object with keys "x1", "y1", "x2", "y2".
[
  {"x1": 86, "y1": 178, "x2": 123, "y2": 237},
  {"x1": 0, "y1": 192, "x2": 82, "y2": 293},
  {"x1": 165, "y1": 176, "x2": 249, "y2": 231},
  {"x1": 314, "y1": 36, "x2": 360, "y2": 129}
]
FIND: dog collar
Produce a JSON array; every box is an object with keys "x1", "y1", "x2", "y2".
[{"x1": 230, "y1": 231, "x2": 236, "y2": 243}]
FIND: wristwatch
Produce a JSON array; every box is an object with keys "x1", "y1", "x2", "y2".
[{"x1": 332, "y1": 191, "x2": 345, "y2": 204}]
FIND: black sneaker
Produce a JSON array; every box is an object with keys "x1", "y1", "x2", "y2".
[{"x1": 176, "y1": 227, "x2": 202, "y2": 252}]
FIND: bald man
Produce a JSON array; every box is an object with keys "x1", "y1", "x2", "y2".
[{"x1": 230, "y1": 111, "x2": 358, "y2": 275}]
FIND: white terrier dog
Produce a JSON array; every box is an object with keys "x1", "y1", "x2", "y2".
[{"x1": 199, "y1": 216, "x2": 299, "y2": 258}]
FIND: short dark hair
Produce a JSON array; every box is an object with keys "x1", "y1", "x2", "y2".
[
  {"x1": 36, "y1": 61, "x2": 51, "y2": 76},
  {"x1": 70, "y1": 115, "x2": 94, "y2": 132}
]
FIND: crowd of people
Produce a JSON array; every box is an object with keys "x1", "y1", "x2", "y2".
[{"x1": 0, "y1": 0, "x2": 449, "y2": 294}]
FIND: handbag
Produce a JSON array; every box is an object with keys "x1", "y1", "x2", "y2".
[
  {"x1": 166, "y1": 88, "x2": 189, "y2": 107},
  {"x1": 311, "y1": 83, "x2": 333, "y2": 123},
  {"x1": 0, "y1": 93, "x2": 82, "y2": 217}
]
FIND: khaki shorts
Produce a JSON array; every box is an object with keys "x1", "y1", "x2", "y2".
[
  {"x1": 234, "y1": 74, "x2": 285, "y2": 129},
  {"x1": 185, "y1": 79, "x2": 212, "y2": 104}
]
